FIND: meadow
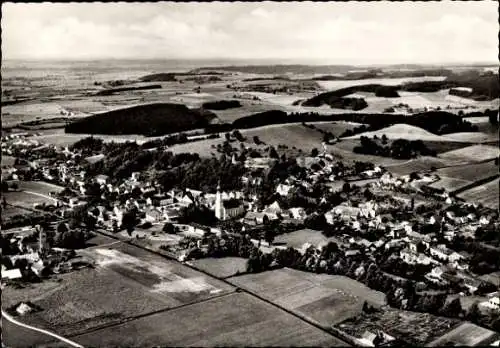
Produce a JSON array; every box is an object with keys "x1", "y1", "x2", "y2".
[
  {"x1": 228, "y1": 268, "x2": 386, "y2": 328},
  {"x1": 316, "y1": 76, "x2": 447, "y2": 90},
  {"x1": 188, "y1": 257, "x2": 248, "y2": 279},
  {"x1": 457, "y1": 178, "x2": 499, "y2": 210},
  {"x1": 427, "y1": 322, "x2": 498, "y2": 347},
  {"x1": 3, "y1": 191, "x2": 57, "y2": 208},
  {"x1": 438, "y1": 144, "x2": 500, "y2": 162},
  {"x1": 273, "y1": 229, "x2": 342, "y2": 250},
  {"x1": 69, "y1": 292, "x2": 347, "y2": 347}
]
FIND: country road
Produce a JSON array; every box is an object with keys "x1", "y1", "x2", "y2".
[{"x1": 1, "y1": 310, "x2": 84, "y2": 348}]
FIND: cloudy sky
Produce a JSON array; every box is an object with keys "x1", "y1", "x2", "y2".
[{"x1": 2, "y1": 1, "x2": 497, "y2": 64}]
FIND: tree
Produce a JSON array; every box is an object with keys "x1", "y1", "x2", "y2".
[
  {"x1": 163, "y1": 222, "x2": 175, "y2": 234},
  {"x1": 121, "y1": 209, "x2": 138, "y2": 235},
  {"x1": 225, "y1": 133, "x2": 231, "y2": 142},
  {"x1": 442, "y1": 298, "x2": 463, "y2": 318},
  {"x1": 264, "y1": 228, "x2": 275, "y2": 245},
  {"x1": 311, "y1": 148, "x2": 319, "y2": 157},
  {"x1": 269, "y1": 147, "x2": 279, "y2": 159},
  {"x1": 381, "y1": 134, "x2": 388, "y2": 145},
  {"x1": 467, "y1": 301, "x2": 482, "y2": 323},
  {"x1": 253, "y1": 136, "x2": 261, "y2": 145}
]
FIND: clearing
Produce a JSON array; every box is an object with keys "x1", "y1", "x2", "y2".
[
  {"x1": 228, "y1": 268, "x2": 386, "y2": 328},
  {"x1": 69, "y1": 292, "x2": 347, "y2": 347}
]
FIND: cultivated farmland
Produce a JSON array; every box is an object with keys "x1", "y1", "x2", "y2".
[
  {"x1": 70, "y1": 292, "x2": 347, "y2": 347},
  {"x1": 3, "y1": 191, "x2": 57, "y2": 207},
  {"x1": 457, "y1": 178, "x2": 499, "y2": 210},
  {"x1": 189, "y1": 257, "x2": 248, "y2": 278},
  {"x1": 228, "y1": 268, "x2": 386, "y2": 328},
  {"x1": 427, "y1": 322, "x2": 499, "y2": 347},
  {"x1": 2, "y1": 242, "x2": 235, "y2": 337},
  {"x1": 438, "y1": 144, "x2": 500, "y2": 162},
  {"x1": 430, "y1": 161, "x2": 500, "y2": 192}
]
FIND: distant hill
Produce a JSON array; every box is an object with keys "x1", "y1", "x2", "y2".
[
  {"x1": 190, "y1": 65, "x2": 357, "y2": 75},
  {"x1": 202, "y1": 100, "x2": 242, "y2": 110},
  {"x1": 302, "y1": 84, "x2": 399, "y2": 107},
  {"x1": 65, "y1": 103, "x2": 214, "y2": 136},
  {"x1": 94, "y1": 84, "x2": 162, "y2": 96},
  {"x1": 139, "y1": 73, "x2": 177, "y2": 82}
]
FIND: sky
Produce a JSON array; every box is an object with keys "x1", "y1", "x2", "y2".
[{"x1": 1, "y1": 1, "x2": 498, "y2": 64}]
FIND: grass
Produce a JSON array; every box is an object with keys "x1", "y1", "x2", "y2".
[
  {"x1": 274, "y1": 229, "x2": 341, "y2": 249},
  {"x1": 228, "y1": 268, "x2": 386, "y2": 328},
  {"x1": 439, "y1": 144, "x2": 500, "y2": 162},
  {"x1": 16, "y1": 180, "x2": 65, "y2": 195},
  {"x1": 433, "y1": 161, "x2": 500, "y2": 188},
  {"x1": 188, "y1": 257, "x2": 248, "y2": 279},
  {"x1": 1, "y1": 205, "x2": 35, "y2": 219},
  {"x1": 70, "y1": 292, "x2": 347, "y2": 347},
  {"x1": 2, "y1": 315, "x2": 59, "y2": 348},
  {"x1": 3, "y1": 191, "x2": 57, "y2": 207},
  {"x1": 428, "y1": 177, "x2": 472, "y2": 192},
  {"x1": 427, "y1": 322, "x2": 498, "y2": 346},
  {"x1": 457, "y1": 177, "x2": 499, "y2": 210},
  {"x1": 1, "y1": 155, "x2": 16, "y2": 167},
  {"x1": 2, "y1": 242, "x2": 235, "y2": 337}
]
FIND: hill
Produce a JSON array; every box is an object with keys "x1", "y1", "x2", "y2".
[
  {"x1": 139, "y1": 73, "x2": 177, "y2": 82},
  {"x1": 346, "y1": 124, "x2": 466, "y2": 142},
  {"x1": 65, "y1": 103, "x2": 213, "y2": 136}
]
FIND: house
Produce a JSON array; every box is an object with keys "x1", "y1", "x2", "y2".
[
  {"x1": 480, "y1": 296, "x2": 500, "y2": 312},
  {"x1": 400, "y1": 248, "x2": 435, "y2": 265},
  {"x1": 276, "y1": 183, "x2": 292, "y2": 196},
  {"x1": 145, "y1": 208, "x2": 163, "y2": 223},
  {"x1": 1, "y1": 268, "x2": 22, "y2": 280},
  {"x1": 95, "y1": 174, "x2": 109, "y2": 185},
  {"x1": 289, "y1": 207, "x2": 307, "y2": 220},
  {"x1": 243, "y1": 212, "x2": 277, "y2": 225},
  {"x1": 219, "y1": 199, "x2": 246, "y2": 221},
  {"x1": 265, "y1": 201, "x2": 282, "y2": 215}
]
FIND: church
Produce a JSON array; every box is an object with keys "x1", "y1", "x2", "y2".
[{"x1": 214, "y1": 183, "x2": 245, "y2": 221}]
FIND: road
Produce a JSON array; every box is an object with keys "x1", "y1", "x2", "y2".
[{"x1": 1, "y1": 310, "x2": 84, "y2": 348}]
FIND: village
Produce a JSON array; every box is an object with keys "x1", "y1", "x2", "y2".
[{"x1": 1, "y1": 130, "x2": 500, "y2": 346}]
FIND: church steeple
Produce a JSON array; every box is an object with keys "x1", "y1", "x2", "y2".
[{"x1": 215, "y1": 180, "x2": 223, "y2": 220}]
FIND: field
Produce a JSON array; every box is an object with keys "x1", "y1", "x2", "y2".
[
  {"x1": 69, "y1": 292, "x2": 347, "y2": 347},
  {"x1": 2, "y1": 241, "x2": 235, "y2": 337},
  {"x1": 16, "y1": 180, "x2": 65, "y2": 195},
  {"x1": 188, "y1": 257, "x2": 248, "y2": 279},
  {"x1": 2, "y1": 316, "x2": 60, "y2": 348},
  {"x1": 427, "y1": 322, "x2": 499, "y2": 346},
  {"x1": 316, "y1": 76, "x2": 447, "y2": 90},
  {"x1": 457, "y1": 178, "x2": 499, "y2": 210},
  {"x1": 442, "y1": 132, "x2": 498, "y2": 143},
  {"x1": 438, "y1": 144, "x2": 500, "y2": 162},
  {"x1": 3, "y1": 190, "x2": 57, "y2": 207},
  {"x1": 1, "y1": 155, "x2": 16, "y2": 167},
  {"x1": 384, "y1": 156, "x2": 465, "y2": 176},
  {"x1": 346, "y1": 124, "x2": 476, "y2": 143},
  {"x1": 228, "y1": 268, "x2": 386, "y2": 328},
  {"x1": 274, "y1": 229, "x2": 341, "y2": 249},
  {"x1": 429, "y1": 161, "x2": 500, "y2": 192},
  {"x1": 1, "y1": 205, "x2": 35, "y2": 219}
]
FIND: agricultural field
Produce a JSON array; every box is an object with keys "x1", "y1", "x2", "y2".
[
  {"x1": 2, "y1": 316, "x2": 59, "y2": 348},
  {"x1": 312, "y1": 121, "x2": 364, "y2": 136},
  {"x1": 427, "y1": 322, "x2": 499, "y2": 347},
  {"x1": 274, "y1": 228, "x2": 341, "y2": 250},
  {"x1": 3, "y1": 190, "x2": 58, "y2": 208},
  {"x1": 457, "y1": 178, "x2": 499, "y2": 210},
  {"x1": 429, "y1": 161, "x2": 500, "y2": 192},
  {"x1": 336, "y1": 309, "x2": 460, "y2": 346},
  {"x1": 442, "y1": 132, "x2": 498, "y2": 143},
  {"x1": 15, "y1": 180, "x2": 65, "y2": 195},
  {"x1": 438, "y1": 144, "x2": 500, "y2": 162},
  {"x1": 228, "y1": 268, "x2": 386, "y2": 328},
  {"x1": 384, "y1": 156, "x2": 465, "y2": 176},
  {"x1": 2, "y1": 242, "x2": 235, "y2": 337},
  {"x1": 1, "y1": 155, "x2": 16, "y2": 167},
  {"x1": 316, "y1": 76, "x2": 447, "y2": 90},
  {"x1": 69, "y1": 292, "x2": 347, "y2": 347},
  {"x1": 188, "y1": 257, "x2": 248, "y2": 278},
  {"x1": 1, "y1": 205, "x2": 35, "y2": 219}
]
